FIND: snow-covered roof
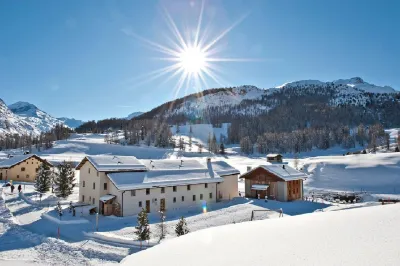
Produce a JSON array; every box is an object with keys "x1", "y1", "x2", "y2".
[
  {"x1": 266, "y1": 153, "x2": 282, "y2": 158},
  {"x1": 251, "y1": 184, "x2": 269, "y2": 191},
  {"x1": 76, "y1": 155, "x2": 147, "y2": 172},
  {"x1": 240, "y1": 163, "x2": 307, "y2": 181},
  {"x1": 261, "y1": 164, "x2": 307, "y2": 181},
  {"x1": 207, "y1": 160, "x2": 240, "y2": 176},
  {"x1": 140, "y1": 159, "x2": 206, "y2": 171},
  {"x1": 107, "y1": 168, "x2": 223, "y2": 191},
  {"x1": 99, "y1": 194, "x2": 116, "y2": 203},
  {"x1": 120, "y1": 204, "x2": 400, "y2": 266},
  {"x1": 0, "y1": 154, "x2": 51, "y2": 169}
]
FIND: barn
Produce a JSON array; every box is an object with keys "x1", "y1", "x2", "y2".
[{"x1": 240, "y1": 155, "x2": 307, "y2": 201}]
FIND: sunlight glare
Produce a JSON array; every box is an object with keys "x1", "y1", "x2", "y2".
[{"x1": 179, "y1": 46, "x2": 206, "y2": 74}]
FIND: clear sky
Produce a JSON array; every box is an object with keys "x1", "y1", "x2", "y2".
[{"x1": 1, "y1": 0, "x2": 399, "y2": 121}]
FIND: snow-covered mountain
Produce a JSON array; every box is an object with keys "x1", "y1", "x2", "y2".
[
  {"x1": 57, "y1": 117, "x2": 84, "y2": 129},
  {"x1": 140, "y1": 77, "x2": 398, "y2": 121},
  {"x1": 3, "y1": 101, "x2": 64, "y2": 134},
  {"x1": 126, "y1": 112, "x2": 144, "y2": 120},
  {"x1": 0, "y1": 99, "x2": 37, "y2": 135}
]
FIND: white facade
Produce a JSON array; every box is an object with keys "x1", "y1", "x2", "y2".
[{"x1": 77, "y1": 156, "x2": 240, "y2": 216}]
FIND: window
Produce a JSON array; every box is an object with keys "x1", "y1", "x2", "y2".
[
  {"x1": 35, "y1": 168, "x2": 39, "y2": 172},
  {"x1": 139, "y1": 201, "x2": 142, "y2": 207},
  {"x1": 173, "y1": 186, "x2": 177, "y2": 192},
  {"x1": 161, "y1": 187, "x2": 165, "y2": 193},
  {"x1": 193, "y1": 195, "x2": 196, "y2": 201},
  {"x1": 83, "y1": 181, "x2": 85, "y2": 187},
  {"x1": 131, "y1": 190, "x2": 136, "y2": 196},
  {"x1": 17, "y1": 175, "x2": 20, "y2": 178},
  {"x1": 200, "y1": 194, "x2": 203, "y2": 200},
  {"x1": 92, "y1": 198, "x2": 95, "y2": 204},
  {"x1": 88, "y1": 168, "x2": 90, "y2": 174},
  {"x1": 89, "y1": 196, "x2": 91, "y2": 202},
  {"x1": 205, "y1": 183, "x2": 208, "y2": 188},
  {"x1": 146, "y1": 188, "x2": 150, "y2": 195},
  {"x1": 32, "y1": 162, "x2": 33, "y2": 164},
  {"x1": 21, "y1": 167, "x2": 25, "y2": 172},
  {"x1": 82, "y1": 195, "x2": 85, "y2": 202},
  {"x1": 209, "y1": 193, "x2": 213, "y2": 199},
  {"x1": 26, "y1": 175, "x2": 29, "y2": 179},
  {"x1": 104, "y1": 183, "x2": 107, "y2": 190},
  {"x1": 93, "y1": 182, "x2": 95, "y2": 189},
  {"x1": 173, "y1": 197, "x2": 176, "y2": 203},
  {"x1": 187, "y1": 185, "x2": 191, "y2": 191},
  {"x1": 97, "y1": 171, "x2": 99, "y2": 177},
  {"x1": 182, "y1": 196, "x2": 185, "y2": 202}
]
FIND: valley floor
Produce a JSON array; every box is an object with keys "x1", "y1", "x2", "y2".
[{"x1": 1, "y1": 132, "x2": 400, "y2": 265}]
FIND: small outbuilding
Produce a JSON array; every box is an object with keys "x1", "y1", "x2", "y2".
[{"x1": 240, "y1": 162, "x2": 306, "y2": 202}]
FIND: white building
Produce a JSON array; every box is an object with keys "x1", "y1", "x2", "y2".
[{"x1": 76, "y1": 155, "x2": 239, "y2": 216}]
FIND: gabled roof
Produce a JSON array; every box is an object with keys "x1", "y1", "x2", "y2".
[
  {"x1": 76, "y1": 155, "x2": 147, "y2": 172},
  {"x1": 108, "y1": 168, "x2": 223, "y2": 191},
  {"x1": 207, "y1": 161, "x2": 240, "y2": 176},
  {"x1": 0, "y1": 154, "x2": 52, "y2": 169},
  {"x1": 240, "y1": 163, "x2": 307, "y2": 181}
]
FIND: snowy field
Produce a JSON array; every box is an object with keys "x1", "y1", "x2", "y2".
[
  {"x1": 121, "y1": 204, "x2": 400, "y2": 266},
  {"x1": 1, "y1": 130, "x2": 400, "y2": 265}
]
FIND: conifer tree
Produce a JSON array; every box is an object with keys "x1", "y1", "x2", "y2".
[
  {"x1": 175, "y1": 216, "x2": 189, "y2": 237},
  {"x1": 188, "y1": 135, "x2": 192, "y2": 151},
  {"x1": 35, "y1": 162, "x2": 52, "y2": 193},
  {"x1": 220, "y1": 143, "x2": 225, "y2": 154},
  {"x1": 157, "y1": 211, "x2": 167, "y2": 243},
  {"x1": 54, "y1": 161, "x2": 76, "y2": 198},
  {"x1": 135, "y1": 208, "x2": 151, "y2": 245}
]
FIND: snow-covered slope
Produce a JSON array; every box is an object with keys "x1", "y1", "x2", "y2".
[
  {"x1": 57, "y1": 117, "x2": 84, "y2": 129},
  {"x1": 121, "y1": 204, "x2": 400, "y2": 265},
  {"x1": 0, "y1": 99, "x2": 36, "y2": 135},
  {"x1": 8, "y1": 101, "x2": 64, "y2": 134},
  {"x1": 126, "y1": 112, "x2": 144, "y2": 120}
]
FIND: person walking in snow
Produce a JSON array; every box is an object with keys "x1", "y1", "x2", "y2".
[
  {"x1": 18, "y1": 184, "x2": 22, "y2": 193},
  {"x1": 11, "y1": 184, "x2": 15, "y2": 193}
]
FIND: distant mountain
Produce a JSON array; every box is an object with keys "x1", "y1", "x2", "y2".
[
  {"x1": 0, "y1": 99, "x2": 36, "y2": 135},
  {"x1": 6, "y1": 101, "x2": 64, "y2": 134},
  {"x1": 127, "y1": 112, "x2": 144, "y2": 120},
  {"x1": 57, "y1": 117, "x2": 84, "y2": 129},
  {"x1": 138, "y1": 77, "x2": 400, "y2": 128}
]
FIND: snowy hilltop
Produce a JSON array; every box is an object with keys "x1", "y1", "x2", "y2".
[
  {"x1": 0, "y1": 100, "x2": 65, "y2": 135},
  {"x1": 57, "y1": 117, "x2": 84, "y2": 129}
]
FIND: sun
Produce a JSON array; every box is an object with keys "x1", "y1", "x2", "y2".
[{"x1": 179, "y1": 46, "x2": 206, "y2": 74}]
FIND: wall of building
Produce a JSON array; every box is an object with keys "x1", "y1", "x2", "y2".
[
  {"x1": 217, "y1": 174, "x2": 239, "y2": 200},
  {"x1": 109, "y1": 182, "x2": 218, "y2": 217},
  {"x1": 0, "y1": 157, "x2": 44, "y2": 183},
  {"x1": 78, "y1": 161, "x2": 110, "y2": 211}
]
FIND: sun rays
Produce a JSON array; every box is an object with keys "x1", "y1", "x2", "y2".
[{"x1": 124, "y1": 0, "x2": 254, "y2": 98}]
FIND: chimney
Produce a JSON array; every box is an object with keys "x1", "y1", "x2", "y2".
[{"x1": 247, "y1": 166, "x2": 252, "y2": 172}]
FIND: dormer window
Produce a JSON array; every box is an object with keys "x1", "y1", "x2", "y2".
[{"x1": 88, "y1": 168, "x2": 90, "y2": 174}]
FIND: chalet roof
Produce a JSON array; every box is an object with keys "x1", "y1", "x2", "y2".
[
  {"x1": 0, "y1": 154, "x2": 52, "y2": 169},
  {"x1": 267, "y1": 154, "x2": 282, "y2": 158},
  {"x1": 240, "y1": 163, "x2": 307, "y2": 182},
  {"x1": 107, "y1": 168, "x2": 223, "y2": 191},
  {"x1": 207, "y1": 161, "x2": 240, "y2": 176},
  {"x1": 140, "y1": 159, "x2": 206, "y2": 171},
  {"x1": 76, "y1": 155, "x2": 147, "y2": 172}
]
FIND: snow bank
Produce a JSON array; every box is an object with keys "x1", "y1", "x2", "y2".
[{"x1": 121, "y1": 204, "x2": 400, "y2": 265}]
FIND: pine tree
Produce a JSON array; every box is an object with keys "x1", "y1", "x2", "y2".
[
  {"x1": 54, "y1": 161, "x2": 76, "y2": 198},
  {"x1": 198, "y1": 143, "x2": 203, "y2": 153},
  {"x1": 188, "y1": 135, "x2": 192, "y2": 151},
  {"x1": 34, "y1": 162, "x2": 52, "y2": 193},
  {"x1": 175, "y1": 216, "x2": 189, "y2": 237},
  {"x1": 135, "y1": 208, "x2": 150, "y2": 245},
  {"x1": 189, "y1": 125, "x2": 193, "y2": 134},
  {"x1": 157, "y1": 211, "x2": 167, "y2": 243}
]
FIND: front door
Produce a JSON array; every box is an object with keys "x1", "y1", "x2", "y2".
[
  {"x1": 160, "y1": 198, "x2": 166, "y2": 212},
  {"x1": 146, "y1": 200, "x2": 150, "y2": 213}
]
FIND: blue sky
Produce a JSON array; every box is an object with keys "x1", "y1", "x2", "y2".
[{"x1": 1, "y1": 0, "x2": 399, "y2": 121}]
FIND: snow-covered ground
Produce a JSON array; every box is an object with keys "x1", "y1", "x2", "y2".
[
  {"x1": 1, "y1": 131, "x2": 400, "y2": 265},
  {"x1": 121, "y1": 204, "x2": 400, "y2": 266}
]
